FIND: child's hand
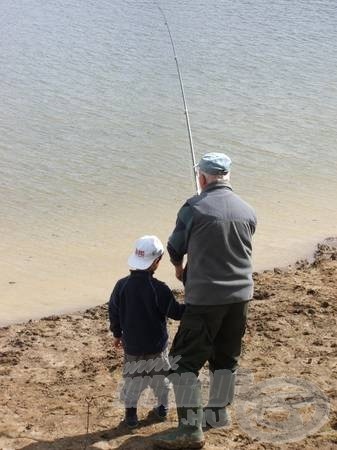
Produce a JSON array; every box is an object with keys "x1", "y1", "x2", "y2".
[{"x1": 114, "y1": 337, "x2": 123, "y2": 349}]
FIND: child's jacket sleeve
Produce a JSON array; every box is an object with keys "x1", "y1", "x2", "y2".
[
  {"x1": 157, "y1": 283, "x2": 185, "y2": 320},
  {"x1": 108, "y1": 282, "x2": 122, "y2": 338}
]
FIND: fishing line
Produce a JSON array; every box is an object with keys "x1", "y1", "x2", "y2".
[{"x1": 156, "y1": 4, "x2": 200, "y2": 194}]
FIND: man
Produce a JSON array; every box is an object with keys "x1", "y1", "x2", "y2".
[{"x1": 154, "y1": 152, "x2": 257, "y2": 449}]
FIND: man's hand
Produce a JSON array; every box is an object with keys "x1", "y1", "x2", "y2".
[
  {"x1": 175, "y1": 264, "x2": 184, "y2": 282},
  {"x1": 113, "y1": 337, "x2": 123, "y2": 349}
]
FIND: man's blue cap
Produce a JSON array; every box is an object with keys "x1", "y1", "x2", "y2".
[{"x1": 196, "y1": 152, "x2": 232, "y2": 175}]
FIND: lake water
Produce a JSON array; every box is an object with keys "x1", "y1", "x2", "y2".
[{"x1": 1, "y1": 0, "x2": 337, "y2": 325}]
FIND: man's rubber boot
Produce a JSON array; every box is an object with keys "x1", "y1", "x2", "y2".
[
  {"x1": 203, "y1": 368, "x2": 235, "y2": 429},
  {"x1": 203, "y1": 406, "x2": 230, "y2": 429},
  {"x1": 153, "y1": 378, "x2": 205, "y2": 449},
  {"x1": 154, "y1": 407, "x2": 205, "y2": 449}
]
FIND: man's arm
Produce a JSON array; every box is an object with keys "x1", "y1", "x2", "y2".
[{"x1": 167, "y1": 202, "x2": 194, "y2": 280}]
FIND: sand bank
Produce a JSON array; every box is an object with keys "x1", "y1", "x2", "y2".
[{"x1": 0, "y1": 240, "x2": 336, "y2": 449}]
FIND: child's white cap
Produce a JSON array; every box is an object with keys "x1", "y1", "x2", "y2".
[{"x1": 128, "y1": 235, "x2": 164, "y2": 270}]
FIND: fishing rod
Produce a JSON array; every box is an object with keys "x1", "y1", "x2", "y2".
[{"x1": 156, "y1": 4, "x2": 200, "y2": 194}]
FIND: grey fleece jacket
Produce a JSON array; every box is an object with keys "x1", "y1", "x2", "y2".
[{"x1": 167, "y1": 181, "x2": 257, "y2": 305}]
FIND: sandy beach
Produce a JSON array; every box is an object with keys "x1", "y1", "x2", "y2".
[{"x1": 0, "y1": 239, "x2": 336, "y2": 450}]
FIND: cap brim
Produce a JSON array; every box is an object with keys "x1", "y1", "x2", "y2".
[{"x1": 127, "y1": 254, "x2": 157, "y2": 270}]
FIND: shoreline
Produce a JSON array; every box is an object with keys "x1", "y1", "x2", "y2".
[
  {"x1": 0, "y1": 239, "x2": 336, "y2": 449},
  {"x1": 2, "y1": 236, "x2": 336, "y2": 330}
]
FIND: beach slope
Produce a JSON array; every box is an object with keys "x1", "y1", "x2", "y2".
[{"x1": 0, "y1": 241, "x2": 336, "y2": 449}]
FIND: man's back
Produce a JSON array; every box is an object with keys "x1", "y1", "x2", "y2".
[{"x1": 184, "y1": 182, "x2": 256, "y2": 305}]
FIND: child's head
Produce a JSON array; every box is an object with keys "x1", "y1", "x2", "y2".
[{"x1": 128, "y1": 235, "x2": 164, "y2": 273}]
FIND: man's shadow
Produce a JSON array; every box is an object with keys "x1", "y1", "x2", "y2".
[{"x1": 21, "y1": 417, "x2": 175, "y2": 450}]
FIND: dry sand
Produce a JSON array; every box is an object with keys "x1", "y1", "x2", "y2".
[{"x1": 0, "y1": 239, "x2": 337, "y2": 450}]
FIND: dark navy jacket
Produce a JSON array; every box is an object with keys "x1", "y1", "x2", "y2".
[{"x1": 109, "y1": 270, "x2": 185, "y2": 355}]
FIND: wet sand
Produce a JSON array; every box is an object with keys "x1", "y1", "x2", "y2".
[{"x1": 0, "y1": 239, "x2": 336, "y2": 450}]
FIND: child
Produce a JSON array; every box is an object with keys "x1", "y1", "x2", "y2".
[{"x1": 109, "y1": 235, "x2": 185, "y2": 428}]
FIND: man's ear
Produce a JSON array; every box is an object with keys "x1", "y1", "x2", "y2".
[{"x1": 199, "y1": 173, "x2": 207, "y2": 189}]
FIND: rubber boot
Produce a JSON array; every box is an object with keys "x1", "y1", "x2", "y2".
[
  {"x1": 153, "y1": 376, "x2": 205, "y2": 449},
  {"x1": 203, "y1": 406, "x2": 230, "y2": 429},
  {"x1": 203, "y1": 369, "x2": 235, "y2": 429}
]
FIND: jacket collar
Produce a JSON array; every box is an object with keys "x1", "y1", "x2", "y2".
[
  {"x1": 129, "y1": 270, "x2": 153, "y2": 277},
  {"x1": 203, "y1": 180, "x2": 232, "y2": 193}
]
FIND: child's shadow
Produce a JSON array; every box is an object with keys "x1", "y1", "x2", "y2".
[{"x1": 21, "y1": 416, "x2": 174, "y2": 450}]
